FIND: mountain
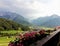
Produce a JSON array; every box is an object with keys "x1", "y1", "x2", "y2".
[
  {"x1": 0, "y1": 18, "x2": 30, "y2": 31},
  {"x1": 32, "y1": 14, "x2": 60, "y2": 27},
  {"x1": 0, "y1": 11, "x2": 30, "y2": 26},
  {"x1": 0, "y1": 18, "x2": 20, "y2": 30}
]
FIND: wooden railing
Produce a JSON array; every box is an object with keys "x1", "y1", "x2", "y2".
[{"x1": 30, "y1": 30, "x2": 60, "y2": 46}]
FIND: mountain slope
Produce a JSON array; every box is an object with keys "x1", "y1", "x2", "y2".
[
  {"x1": 32, "y1": 14, "x2": 60, "y2": 27},
  {"x1": 0, "y1": 18, "x2": 20, "y2": 30},
  {"x1": 0, "y1": 11, "x2": 30, "y2": 26}
]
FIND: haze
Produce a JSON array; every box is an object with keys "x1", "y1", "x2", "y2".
[{"x1": 0, "y1": 0, "x2": 60, "y2": 20}]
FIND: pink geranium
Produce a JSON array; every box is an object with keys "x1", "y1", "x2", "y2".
[
  {"x1": 8, "y1": 42, "x2": 14, "y2": 46},
  {"x1": 30, "y1": 31, "x2": 37, "y2": 38},
  {"x1": 23, "y1": 32, "x2": 30, "y2": 39}
]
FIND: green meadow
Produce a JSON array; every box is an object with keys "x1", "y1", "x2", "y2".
[
  {"x1": 0, "y1": 30, "x2": 23, "y2": 46},
  {"x1": 0, "y1": 36, "x2": 15, "y2": 46}
]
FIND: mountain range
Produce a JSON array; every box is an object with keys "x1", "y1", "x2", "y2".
[
  {"x1": 0, "y1": 11, "x2": 30, "y2": 26},
  {"x1": 0, "y1": 10, "x2": 60, "y2": 28},
  {"x1": 32, "y1": 14, "x2": 60, "y2": 28}
]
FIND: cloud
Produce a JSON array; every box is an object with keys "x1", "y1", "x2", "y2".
[{"x1": 0, "y1": 0, "x2": 60, "y2": 20}]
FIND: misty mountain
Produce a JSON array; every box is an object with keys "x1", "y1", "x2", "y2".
[
  {"x1": 0, "y1": 11, "x2": 30, "y2": 26},
  {"x1": 32, "y1": 14, "x2": 60, "y2": 27}
]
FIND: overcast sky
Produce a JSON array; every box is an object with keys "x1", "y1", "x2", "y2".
[{"x1": 0, "y1": 0, "x2": 60, "y2": 20}]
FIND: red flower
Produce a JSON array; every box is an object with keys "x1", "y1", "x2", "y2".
[
  {"x1": 8, "y1": 29, "x2": 46, "y2": 46},
  {"x1": 23, "y1": 32, "x2": 30, "y2": 39},
  {"x1": 17, "y1": 43, "x2": 24, "y2": 46},
  {"x1": 30, "y1": 31, "x2": 37, "y2": 38},
  {"x1": 8, "y1": 42, "x2": 14, "y2": 46}
]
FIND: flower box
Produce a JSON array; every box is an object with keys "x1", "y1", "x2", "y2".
[{"x1": 8, "y1": 29, "x2": 49, "y2": 46}]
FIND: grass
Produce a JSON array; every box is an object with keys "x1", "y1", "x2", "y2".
[
  {"x1": 0, "y1": 30, "x2": 24, "y2": 34},
  {"x1": 0, "y1": 30, "x2": 24, "y2": 46},
  {"x1": 0, "y1": 36, "x2": 15, "y2": 46},
  {"x1": 39, "y1": 27, "x2": 54, "y2": 30}
]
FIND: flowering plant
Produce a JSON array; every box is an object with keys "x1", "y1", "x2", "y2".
[{"x1": 8, "y1": 29, "x2": 48, "y2": 46}]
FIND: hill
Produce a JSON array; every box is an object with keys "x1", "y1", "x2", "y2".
[
  {"x1": 0, "y1": 18, "x2": 30, "y2": 31},
  {"x1": 32, "y1": 14, "x2": 60, "y2": 27},
  {"x1": 0, "y1": 18, "x2": 21, "y2": 30}
]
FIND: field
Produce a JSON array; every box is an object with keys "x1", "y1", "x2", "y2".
[
  {"x1": 0, "y1": 36, "x2": 15, "y2": 46},
  {"x1": 39, "y1": 27, "x2": 54, "y2": 30},
  {"x1": 0, "y1": 30, "x2": 23, "y2": 46},
  {"x1": 0, "y1": 30, "x2": 23, "y2": 34}
]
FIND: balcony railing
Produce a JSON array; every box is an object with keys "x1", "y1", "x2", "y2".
[{"x1": 30, "y1": 30, "x2": 60, "y2": 46}]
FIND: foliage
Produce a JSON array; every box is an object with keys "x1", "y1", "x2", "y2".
[
  {"x1": 8, "y1": 29, "x2": 48, "y2": 46},
  {"x1": 21, "y1": 26, "x2": 30, "y2": 31},
  {"x1": 0, "y1": 27, "x2": 4, "y2": 31},
  {"x1": 0, "y1": 30, "x2": 23, "y2": 36},
  {"x1": 0, "y1": 18, "x2": 30, "y2": 31},
  {"x1": 0, "y1": 18, "x2": 20, "y2": 30}
]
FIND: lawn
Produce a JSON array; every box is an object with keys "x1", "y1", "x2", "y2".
[{"x1": 0, "y1": 36, "x2": 15, "y2": 46}]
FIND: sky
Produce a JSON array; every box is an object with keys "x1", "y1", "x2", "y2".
[{"x1": 0, "y1": 0, "x2": 60, "y2": 20}]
